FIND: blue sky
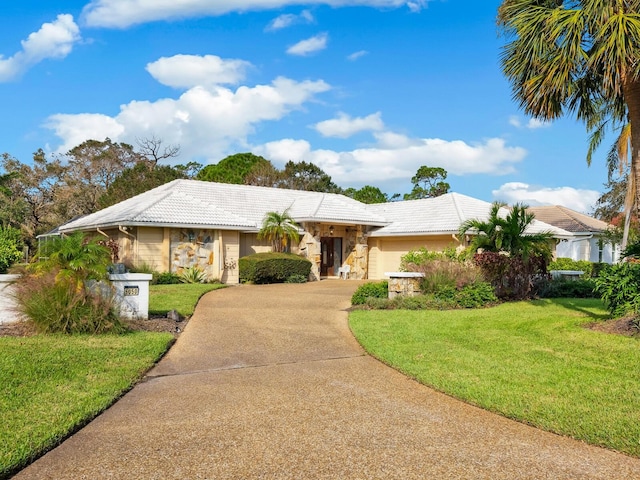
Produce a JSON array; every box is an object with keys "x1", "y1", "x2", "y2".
[{"x1": 0, "y1": 0, "x2": 613, "y2": 213}]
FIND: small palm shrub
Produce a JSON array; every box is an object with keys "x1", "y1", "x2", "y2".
[
  {"x1": 179, "y1": 265, "x2": 206, "y2": 284},
  {"x1": 351, "y1": 281, "x2": 388, "y2": 305},
  {"x1": 14, "y1": 232, "x2": 122, "y2": 334},
  {"x1": 594, "y1": 263, "x2": 640, "y2": 317}
]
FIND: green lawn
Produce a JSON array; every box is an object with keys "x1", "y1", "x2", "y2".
[
  {"x1": 349, "y1": 298, "x2": 640, "y2": 457},
  {"x1": 149, "y1": 283, "x2": 226, "y2": 316},
  {"x1": 0, "y1": 332, "x2": 173, "y2": 478},
  {"x1": 1, "y1": 282, "x2": 225, "y2": 478}
]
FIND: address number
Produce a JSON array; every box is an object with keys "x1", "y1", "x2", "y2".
[{"x1": 123, "y1": 286, "x2": 139, "y2": 296}]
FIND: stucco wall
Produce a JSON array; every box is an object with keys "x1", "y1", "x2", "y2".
[{"x1": 367, "y1": 234, "x2": 460, "y2": 279}]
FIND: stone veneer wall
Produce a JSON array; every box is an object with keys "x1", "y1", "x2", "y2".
[
  {"x1": 299, "y1": 223, "x2": 369, "y2": 280},
  {"x1": 170, "y1": 228, "x2": 218, "y2": 280}
]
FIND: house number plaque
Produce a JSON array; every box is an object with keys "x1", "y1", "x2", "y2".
[{"x1": 123, "y1": 286, "x2": 139, "y2": 296}]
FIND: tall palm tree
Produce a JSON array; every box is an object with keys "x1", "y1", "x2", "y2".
[
  {"x1": 258, "y1": 210, "x2": 300, "y2": 253},
  {"x1": 498, "y1": 1, "x2": 640, "y2": 235},
  {"x1": 459, "y1": 202, "x2": 552, "y2": 260}
]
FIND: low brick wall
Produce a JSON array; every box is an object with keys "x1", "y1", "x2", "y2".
[
  {"x1": 385, "y1": 272, "x2": 424, "y2": 299},
  {"x1": 0, "y1": 274, "x2": 21, "y2": 325}
]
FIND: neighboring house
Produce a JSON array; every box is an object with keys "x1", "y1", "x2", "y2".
[
  {"x1": 527, "y1": 205, "x2": 619, "y2": 264},
  {"x1": 57, "y1": 179, "x2": 572, "y2": 283}
]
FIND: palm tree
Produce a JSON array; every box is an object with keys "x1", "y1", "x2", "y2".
[
  {"x1": 34, "y1": 231, "x2": 111, "y2": 287},
  {"x1": 258, "y1": 210, "x2": 300, "y2": 253},
  {"x1": 498, "y1": 1, "x2": 640, "y2": 241},
  {"x1": 459, "y1": 202, "x2": 552, "y2": 260}
]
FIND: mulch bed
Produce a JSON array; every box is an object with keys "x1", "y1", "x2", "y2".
[
  {"x1": 0, "y1": 315, "x2": 189, "y2": 338},
  {"x1": 585, "y1": 316, "x2": 640, "y2": 337}
]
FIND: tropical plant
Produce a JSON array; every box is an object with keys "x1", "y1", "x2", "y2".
[
  {"x1": 459, "y1": 202, "x2": 552, "y2": 260},
  {"x1": 15, "y1": 232, "x2": 121, "y2": 334},
  {"x1": 178, "y1": 265, "x2": 206, "y2": 284},
  {"x1": 498, "y1": 1, "x2": 640, "y2": 250},
  {"x1": 33, "y1": 232, "x2": 112, "y2": 288},
  {"x1": 258, "y1": 210, "x2": 300, "y2": 253},
  {"x1": 459, "y1": 202, "x2": 552, "y2": 299},
  {"x1": 594, "y1": 263, "x2": 640, "y2": 317}
]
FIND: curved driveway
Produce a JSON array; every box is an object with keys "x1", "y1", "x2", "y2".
[{"x1": 17, "y1": 281, "x2": 640, "y2": 479}]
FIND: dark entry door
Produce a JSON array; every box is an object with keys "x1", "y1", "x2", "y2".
[{"x1": 320, "y1": 237, "x2": 342, "y2": 276}]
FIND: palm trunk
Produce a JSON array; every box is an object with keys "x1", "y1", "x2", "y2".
[{"x1": 623, "y1": 79, "x2": 640, "y2": 252}]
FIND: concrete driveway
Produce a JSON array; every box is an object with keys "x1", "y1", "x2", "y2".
[{"x1": 15, "y1": 280, "x2": 640, "y2": 479}]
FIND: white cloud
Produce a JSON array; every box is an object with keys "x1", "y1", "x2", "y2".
[
  {"x1": 0, "y1": 14, "x2": 81, "y2": 82},
  {"x1": 347, "y1": 50, "x2": 368, "y2": 61},
  {"x1": 509, "y1": 115, "x2": 552, "y2": 130},
  {"x1": 314, "y1": 112, "x2": 384, "y2": 138},
  {"x1": 526, "y1": 118, "x2": 551, "y2": 129},
  {"x1": 492, "y1": 182, "x2": 600, "y2": 213},
  {"x1": 146, "y1": 54, "x2": 252, "y2": 88},
  {"x1": 46, "y1": 65, "x2": 331, "y2": 160},
  {"x1": 82, "y1": 1, "x2": 428, "y2": 28},
  {"x1": 265, "y1": 10, "x2": 314, "y2": 31},
  {"x1": 254, "y1": 135, "x2": 526, "y2": 185},
  {"x1": 287, "y1": 32, "x2": 328, "y2": 56}
]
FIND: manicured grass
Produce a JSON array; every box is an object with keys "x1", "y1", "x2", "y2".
[
  {"x1": 149, "y1": 283, "x2": 226, "y2": 316},
  {"x1": 0, "y1": 332, "x2": 174, "y2": 477},
  {"x1": 349, "y1": 298, "x2": 640, "y2": 457}
]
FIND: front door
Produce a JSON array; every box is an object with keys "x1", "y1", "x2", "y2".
[{"x1": 320, "y1": 237, "x2": 342, "y2": 276}]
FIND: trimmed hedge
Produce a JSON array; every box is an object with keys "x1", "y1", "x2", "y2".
[{"x1": 239, "y1": 252, "x2": 311, "y2": 284}]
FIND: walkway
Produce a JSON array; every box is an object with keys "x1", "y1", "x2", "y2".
[{"x1": 16, "y1": 281, "x2": 640, "y2": 479}]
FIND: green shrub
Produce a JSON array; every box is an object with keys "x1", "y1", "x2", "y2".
[
  {"x1": 351, "y1": 281, "x2": 389, "y2": 305},
  {"x1": 400, "y1": 246, "x2": 464, "y2": 271},
  {"x1": 444, "y1": 282, "x2": 498, "y2": 308},
  {"x1": 13, "y1": 270, "x2": 123, "y2": 334},
  {"x1": 0, "y1": 226, "x2": 22, "y2": 274},
  {"x1": 285, "y1": 274, "x2": 308, "y2": 283},
  {"x1": 548, "y1": 258, "x2": 594, "y2": 277},
  {"x1": 535, "y1": 278, "x2": 597, "y2": 298},
  {"x1": 239, "y1": 252, "x2": 312, "y2": 284},
  {"x1": 154, "y1": 271, "x2": 181, "y2": 285},
  {"x1": 594, "y1": 263, "x2": 640, "y2": 317},
  {"x1": 179, "y1": 265, "x2": 206, "y2": 284}
]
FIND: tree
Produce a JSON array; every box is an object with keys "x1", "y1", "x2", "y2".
[
  {"x1": 99, "y1": 163, "x2": 187, "y2": 208},
  {"x1": 0, "y1": 150, "x2": 66, "y2": 239},
  {"x1": 62, "y1": 138, "x2": 145, "y2": 216},
  {"x1": 459, "y1": 202, "x2": 552, "y2": 299},
  {"x1": 459, "y1": 202, "x2": 552, "y2": 260},
  {"x1": 136, "y1": 135, "x2": 180, "y2": 165},
  {"x1": 258, "y1": 210, "x2": 300, "y2": 253},
  {"x1": 498, "y1": 1, "x2": 640, "y2": 250},
  {"x1": 403, "y1": 166, "x2": 449, "y2": 200},
  {"x1": 343, "y1": 185, "x2": 390, "y2": 204},
  {"x1": 279, "y1": 160, "x2": 341, "y2": 193},
  {"x1": 197, "y1": 153, "x2": 273, "y2": 184},
  {"x1": 244, "y1": 160, "x2": 282, "y2": 187}
]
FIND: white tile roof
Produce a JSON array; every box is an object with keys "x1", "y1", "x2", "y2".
[
  {"x1": 59, "y1": 179, "x2": 389, "y2": 233},
  {"x1": 58, "y1": 181, "x2": 571, "y2": 238},
  {"x1": 366, "y1": 193, "x2": 572, "y2": 237}
]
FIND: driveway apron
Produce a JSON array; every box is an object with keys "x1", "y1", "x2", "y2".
[{"x1": 15, "y1": 281, "x2": 640, "y2": 479}]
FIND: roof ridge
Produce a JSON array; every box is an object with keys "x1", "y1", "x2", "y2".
[{"x1": 450, "y1": 193, "x2": 467, "y2": 224}]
